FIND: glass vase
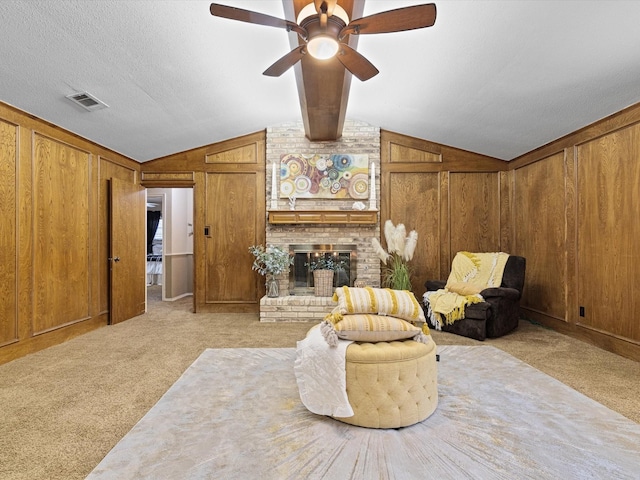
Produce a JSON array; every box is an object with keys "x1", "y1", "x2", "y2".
[{"x1": 266, "y1": 274, "x2": 279, "y2": 298}]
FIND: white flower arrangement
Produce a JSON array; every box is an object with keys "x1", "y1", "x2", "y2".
[
  {"x1": 372, "y1": 220, "x2": 418, "y2": 291},
  {"x1": 249, "y1": 244, "x2": 293, "y2": 276}
]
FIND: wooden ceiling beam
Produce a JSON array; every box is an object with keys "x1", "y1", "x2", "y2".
[{"x1": 283, "y1": 0, "x2": 365, "y2": 141}]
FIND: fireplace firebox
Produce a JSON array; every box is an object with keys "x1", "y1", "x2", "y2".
[{"x1": 289, "y1": 244, "x2": 357, "y2": 295}]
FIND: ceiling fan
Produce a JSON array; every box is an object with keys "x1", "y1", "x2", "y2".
[{"x1": 209, "y1": 1, "x2": 436, "y2": 81}]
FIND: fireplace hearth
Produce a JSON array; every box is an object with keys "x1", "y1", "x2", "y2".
[{"x1": 289, "y1": 244, "x2": 356, "y2": 295}]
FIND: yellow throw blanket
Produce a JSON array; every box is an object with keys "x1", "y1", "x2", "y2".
[{"x1": 424, "y1": 252, "x2": 509, "y2": 329}]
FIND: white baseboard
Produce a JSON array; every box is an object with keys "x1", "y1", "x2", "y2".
[{"x1": 164, "y1": 292, "x2": 193, "y2": 302}]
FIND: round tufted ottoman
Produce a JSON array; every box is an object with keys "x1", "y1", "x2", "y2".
[{"x1": 333, "y1": 338, "x2": 438, "y2": 429}]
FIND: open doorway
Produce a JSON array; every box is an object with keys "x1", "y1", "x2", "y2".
[{"x1": 146, "y1": 188, "x2": 194, "y2": 307}]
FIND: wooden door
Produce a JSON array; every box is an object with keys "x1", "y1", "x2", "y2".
[
  {"x1": 109, "y1": 178, "x2": 146, "y2": 324},
  {"x1": 204, "y1": 171, "x2": 261, "y2": 308}
]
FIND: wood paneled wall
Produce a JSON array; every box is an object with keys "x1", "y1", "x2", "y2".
[
  {"x1": 577, "y1": 127, "x2": 640, "y2": 341},
  {"x1": 0, "y1": 102, "x2": 140, "y2": 365},
  {"x1": 387, "y1": 171, "x2": 441, "y2": 287},
  {"x1": 513, "y1": 152, "x2": 566, "y2": 320},
  {"x1": 448, "y1": 172, "x2": 502, "y2": 256},
  {"x1": 4, "y1": 95, "x2": 639, "y2": 363},
  {"x1": 33, "y1": 135, "x2": 92, "y2": 333},
  {"x1": 0, "y1": 119, "x2": 18, "y2": 348},
  {"x1": 511, "y1": 103, "x2": 640, "y2": 361},
  {"x1": 141, "y1": 131, "x2": 266, "y2": 313},
  {"x1": 380, "y1": 131, "x2": 510, "y2": 295}
]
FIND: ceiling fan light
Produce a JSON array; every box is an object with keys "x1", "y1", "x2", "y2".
[{"x1": 307, "y1": 35, "x2": 339, "y2": 59}]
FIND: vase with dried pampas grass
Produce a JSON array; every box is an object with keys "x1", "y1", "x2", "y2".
[{"x1": 372, "y1": 220, "x2": 418, "y2": 291}]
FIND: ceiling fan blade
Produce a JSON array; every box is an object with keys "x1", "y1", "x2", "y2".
[
  {"x1": 263, "y1": 46, "x2": 306, "y2": 77},
  {"x1": 335, "y1": 44, "x2": 379, "y2": 82},
  {"x1": 340, "y1": 3, "x2": 436, "y2": 37},
  {"x1": 210, "y1": 3, "x2": 305, "y2": 36}
]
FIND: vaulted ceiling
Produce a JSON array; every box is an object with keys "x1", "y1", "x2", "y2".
[{"x1": 1, "y1": 0, "x2": 640, "y2": 162}]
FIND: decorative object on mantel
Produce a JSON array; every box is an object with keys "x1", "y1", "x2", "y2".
[
  {"x1": 352, "y1": 201, "x2": 365, "y2": 211},
  {"x1": 249, "y1": 244, "x2": 293, "y2": 298},
  {"x1": 288, "y1": 195, "x2": 296, "y2": 210},
  {"x1": 369, "y1": 162, "x2": 377, "y2": 210},
  {"x1": 270, "y1": 162, "x2": 278, "y2": 210},
  {"x1": 279, "y1": 153, "x2": 369, "y2": 199},
  {"x1": 372, "y1": 220, "x2": 418, "y2": 291},
  {"x1": 307, "y1": 255, "x2": 346, "y2": 297}
]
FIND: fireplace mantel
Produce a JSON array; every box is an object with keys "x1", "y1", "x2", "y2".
[{"x1": 268, "y1": 210, "x2": 377, "y2": 225}]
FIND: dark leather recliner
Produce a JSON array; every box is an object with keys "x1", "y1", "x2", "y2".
[{"x1": 423, "y1": 255, "x2": 526, "y2": 341}]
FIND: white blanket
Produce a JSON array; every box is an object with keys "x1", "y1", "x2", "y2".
[{"x1": 294, "y1": 326, "x2": 354, "y2": 418}]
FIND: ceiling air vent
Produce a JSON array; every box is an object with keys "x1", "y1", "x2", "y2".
[{"x1": 66, "y1": 91, "x2": 109, "y2": 111}]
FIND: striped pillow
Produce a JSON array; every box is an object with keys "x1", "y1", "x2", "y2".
[
  {"x1": 334, "y1": 314, "x2": 421, "y2": 342},
  {"x1": 332, "y1": 286, "x2": 426, "y2": 324}
]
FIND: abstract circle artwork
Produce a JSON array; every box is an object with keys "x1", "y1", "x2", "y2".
[{"x1": 279, "y1": 153, "x2": 369, "y2": 199}]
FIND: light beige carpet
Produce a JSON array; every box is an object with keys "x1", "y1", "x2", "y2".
[{"x1": 0, "y1": 288, "x2": 638, "y2": 480}]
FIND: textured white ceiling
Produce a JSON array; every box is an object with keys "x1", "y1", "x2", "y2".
[{"x1": 1, "y1": 0, "x2": 640, "y2": 162}]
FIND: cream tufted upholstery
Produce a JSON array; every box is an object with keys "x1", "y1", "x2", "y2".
[{"x1": 333, "y1": 338, "x2": 438, "y2": 428}]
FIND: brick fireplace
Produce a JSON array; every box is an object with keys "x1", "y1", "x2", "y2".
[{"x1": 260, "y1": 120, "x2": 381, "y2": 322}]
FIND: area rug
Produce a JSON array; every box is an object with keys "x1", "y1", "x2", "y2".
[{"x1": 86, "y1": 346, "x2": 640, "y2": 479}]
